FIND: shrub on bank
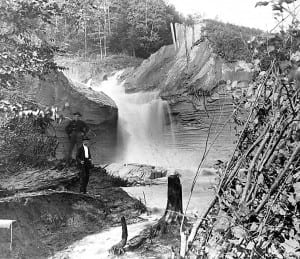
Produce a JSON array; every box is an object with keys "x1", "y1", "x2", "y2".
[
  {"x1": 0, "y1": 116, "x2": 58, "y2": 170},
  {"x1": 201, "y1": 19, "x2": 263, "y2": 62}
]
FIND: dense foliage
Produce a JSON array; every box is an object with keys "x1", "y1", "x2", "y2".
[
  {"x1": 47, "y1": 0, "x2": 183, "y2": 58},
  {"x1": 0, "y1": 0, "x2": 183, "y2": 170},
  {"x1": 0, "y1": 97, "x2": 59, "y2": 168},
  {"x1": 0, "y1": 0, "x2": 65, "y2": 168},
  {"x1": 201, "y1": 19, "x2": 263, "y2": 62},
  {"x1": 0, "y1": 0, "x2": 63, "y2": 90},
  {"x1": 0, "y1": 116, "x2": 58, "y2": 169},
  {"x1": 186, "y1": 1, "x2": 300, "y2": 258}
]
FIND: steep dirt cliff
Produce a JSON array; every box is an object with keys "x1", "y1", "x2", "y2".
[
  {"x1": 124, "y1": 24, "x2": 252, "y2": 162},
  {"x1": 124, "y1": 24, "x2": 252, "y2": 96},
  {"x1": 0, "y1": 166, "x2": 144, "y2": 259}
]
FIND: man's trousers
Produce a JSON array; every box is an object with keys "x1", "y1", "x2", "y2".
[{"x1": 79, "y1": 163, "x2": 90, "y2": 194}]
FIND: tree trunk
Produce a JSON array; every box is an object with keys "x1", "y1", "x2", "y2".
[
  {"x1": 98, "y1": 21, "x2": 103, "y2": 60},
  {"x1": 104, "y1": 0, "x2": 107, "y2": 57},
  {"x1": 84, "y1": 18, "x2": 87, "y2": 60},
  {"x1": 125, "y1": 175, "x2": 183, "y2": 254},
  {"x1": 164, "y1": 175, "x2": 183, "y2": 223},
  {"x1": 108, "y1": 5, "x2": 111, "y2": 35}
]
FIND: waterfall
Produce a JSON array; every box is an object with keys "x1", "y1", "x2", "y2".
[
  {"x1": 62, "y1": 67, "x2": 234, "y2": 170},
  {"x1": 91, "y1": 72, "x2": 177, "y2": 167}
]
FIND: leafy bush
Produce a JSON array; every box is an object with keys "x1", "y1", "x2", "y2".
[
  {"x1": 0, "y1": 0, "x2": 64, "y2": 89},
  {"x1": 0, "y1": 116, "x2": 58, "y2": 169},
  {"x1": 187, "y1": 16, "x2": 300, "y2": 259},
  {"x1": 201, "y1": 19, "x2": 262, "y2": 62}
]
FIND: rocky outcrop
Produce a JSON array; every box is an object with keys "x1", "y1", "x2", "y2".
[
  {"x1": 0, "y1": 167, "x2": 78, "y2": 193},
  {"x1": 124, "y1": 24, "x2": 252, "y2": 96},
  {"x1": 21, "y1": 71, "x2": 118, "y2": 159},
  {"x1": 56, "y1": 55, "x2": 143, "y2": 85},
  {"x1": 123, "y1": 24, "x2": 252, "y2": 162},
  {"x1": 22, "y1": 71, "x2": 117, "y2": 125},
  {"x1": 104, "y1": 163, "x2": 169, "y2": 185}
]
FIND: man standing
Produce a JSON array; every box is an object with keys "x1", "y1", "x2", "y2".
[
  {"x1": 76, "y1": 137, "x2": 92, "y2": 194},
  {"x1": 65, "y1": 112, "x2": 89, "y2": 162}
]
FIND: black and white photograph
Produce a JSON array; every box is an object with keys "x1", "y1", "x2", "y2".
[{"x1": 0, "y1": 0, "x2": 299, "y2": 258}]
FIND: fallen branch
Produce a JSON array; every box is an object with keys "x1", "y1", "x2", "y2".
[
  {"x1": 223, "y1": 125, "x2": 268, "y2": 189},
  {"x1": 250, "y1": 169, "x2": 294, "y2": 259},
  {"x1": 255, "y1": 144, "x2": 300, "y2": 214},
  {"x1": 240, "y1": 129, "x2": 271, "y2": 204},
  {"x1": 109, "y1": 216, "x2": 128, "y2": 255}
]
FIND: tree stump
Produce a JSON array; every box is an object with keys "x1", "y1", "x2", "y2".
[
  {"x1": 126, "y1": 175, "x2": 183, "y2": 252},
  {"x1": 164, "y1": 174, "x2": 183, "y2": 223}
]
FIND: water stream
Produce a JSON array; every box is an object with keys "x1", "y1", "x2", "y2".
[
  {"x1": 91, "y1": 71, "x2": 179, "y2": 168},
  {"x1": 55, "y1": 71, "x2": 224, "y2": 258},
  {"x1": 51, "y1": 214, "x2": 161, "y2": 259}
]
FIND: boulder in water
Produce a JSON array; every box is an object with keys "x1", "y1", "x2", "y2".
[{"x1": 104, "y1": 163, "x2": 169, "y2": 185}]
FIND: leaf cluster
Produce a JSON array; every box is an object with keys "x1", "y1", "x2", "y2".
[
  {"x1": 0, "y1": 0, "x2": 64, "y2": 89},
  {"x1": 188, "y1": 8, "x2": 300, "y2": 259},
  {"x1": 200, "y1": 19, "x2": 263, "y2": 62},
  {"x1": 46, "y1": 0, "x2": 183, "y2": 58},
  {"x1": 0, "y1": 116, "x2": 58, "y2": 170}
]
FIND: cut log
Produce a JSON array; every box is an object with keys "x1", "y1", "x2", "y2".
[
  {"x1": 126, "y1": 175, "x2": 183, "y2": 253},
  {"x1": 164, "y1": 175, "x2": 183, "y2": 223},
  {"x1": 109, "y1": 216, "x2": 128, "y2": 255}
]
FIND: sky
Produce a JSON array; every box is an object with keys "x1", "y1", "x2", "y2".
[{"x1": 166, "y1": 0, "x2": 290, "y2": 31}]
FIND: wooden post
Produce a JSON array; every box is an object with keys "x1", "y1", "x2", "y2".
[
  {"x1": 184, "y1": 25, "x2": 189, "y2": 66},
  {"x1": 104, "y1": 0, "x2": 107, "y2": 57},
  {"x1": 145, "y1": 0, "x2": 148, "y2": 27},
  {"x1": 120, "y1": 216, "x2": 128, "y2": 248},
  {"x1": 164, "y1": 175, "x2": 183, "y2": 223},
  {"x1": 55, "y1": 16, "x2": 57, "y2": 42},
  {"x1": 192, "y1": 25, "x2": 195, "y2": 45},
  {"x1": 124, "y1": 176, "x2": 183, "y2": 253},
  {"x1": 10, "y1": 223, "x2": 13, "y2": 251},
  {"x1": 98, "y1": 21, "x2": 103, "y2": 60},
  {"x1": 64, "y1": 16, "x2": 67, "y2": 41},
  {"x1": 108, "y1": 4, "x2": 111, "y2": 35},
  {"x1": 84, "y1": 17, "x2": 87, "y2": 60},
  {"x1": 170, "y1": 23, "x2": 177, "y2": 51},
  {"x1": 174, "y1": 23, "x2": 180, "y2": 49}
]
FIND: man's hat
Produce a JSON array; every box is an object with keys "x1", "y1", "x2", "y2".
[{"x1": 73, "y1": 112, "x2": 82, "y2": 116}]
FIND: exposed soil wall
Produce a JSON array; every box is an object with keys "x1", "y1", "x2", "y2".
[{"x1": 0, "y1": 167, "x2": 145, "y2": 259}]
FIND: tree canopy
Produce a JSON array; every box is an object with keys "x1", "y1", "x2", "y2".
[
  {"x1": 45, "y1": 0, "x2": 184, "y2": 58},
  {"x1": 0, "y1": 0, "x2": 63, "y2": 90}
]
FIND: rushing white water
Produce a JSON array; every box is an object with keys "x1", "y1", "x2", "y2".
[
  {"x1": 64, "y1": 69, "x2": 235, "y2": 169},
  {"x1": 91, "y1": 72, "x2": 179, "y2": 168},
  {"x1": 53, "y1": 69, "x2": 220, "y2": 259},
  {"x1": 50, "y1": 214, "x2": 161, "y2": 259}
]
